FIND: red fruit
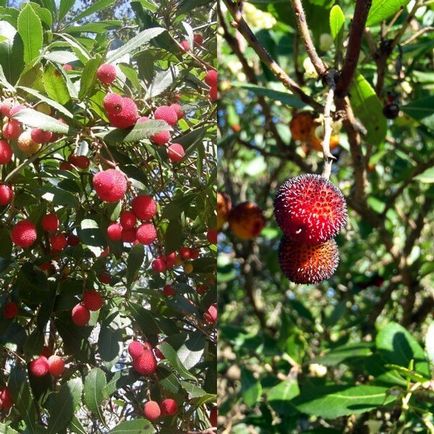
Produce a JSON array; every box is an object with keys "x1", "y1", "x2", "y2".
[
  {"x1": 160, "y1": 398, "x2": 178, "y2": 416},
  {"x1": 41, "y1": 213, "x2": 59, "y2": 233},
  {"x1": 209, "y1": 407, "x2": 217, "y2": 427},
  {"x1": 60, "y1": 161, "x2": 74, "y2": 171},
  {"x1": 11, "y1": 220, "x2": 37, "y2": 248},
  {"x1": 143, "y1": 342, "x2": 153, "y2": 350},
  {"x1": 0, "y1": 140, "x2": 13, "y2": 164},
  {"x1": 274, "y1": 174, "x2": 347, "y2": 245},
  {"x1": 207, "y1": 229, "x2": 217, "y2": 244},
  {"x1": 93, "y1": 169, "x2": 128, "y2": 202},
  {"x1": 179, "y1": 247, "x2": 191, "y2": 260},
  {"x1": 31, "y1": 128, "x2": 53, "y2": 144},
  {"x1": 154, "y1": 348, "x2": 165, "y2": 360},
  {"x1": 137, "y1": 115, "x2": 149, "y2": 123},
  {"x1": 165, "y1": 252, "x2": 177, "y2": 268},
  {"x1": 2, "y1": 120, "x2": 22, "y2": 139},
  {"x1": 83, "y1": 290, "x2": 104, "y2": 311},
  {"x1": 150, "y1": 129, "x2": 171, "y2": 146},
  {"x1": 278, "y1": 237, "x2": 339, "y2": 284},
  {"x1": 63, "y1": 63, "x2": 73, "y2": 71},
  {"x1": 0, "y1": 99, "x2": 14, "y2": 117},
  {"x1": 154, "y1": 106, "x2": 178, "y2": 127},
  {"x1": 143, "y1": 400, "x2": 161, "y2": 421},
  {"x1": 67, "y1": 234, "x2": 80, "y2": 246},
  {"x1": 71, "y1": 303, "x2": 90, "y2": 326},
  {"x1": 107, "y1": 97, "x2": 139, "y2": 129},
  {"x1": 47, "y1": 355, "x2": 65, "y2": 377},
  {"x1": 50, "y1": 234, "x2": 67, "y2": 252},
  {"x1": 209, "y1": 86, "x2": 218, "y2": 102},
  {"x1": 3, "y1": 302, "x2": 18, "y2": 319},
  {"x1": 180, "y1": 39, "x2": 190, "y2": 51},
  {"x1": 121, "y1": 228, "x2": 137, "y2": 243},
  {"x1": 0, "y1": 387, "x2": 13, "y2": 411},
  {"x1": 131, "y1": 195, "x2": 157, "y2": 221},
  {"x1": 40, "y1": 346, "x2": 52, "y2": 357},
  {"x1": 0, "y1": 184, "x2": 13, "y2": 206},
  {"x1": 228, "y1": 202, "x2": 265, "y2": 240},
  {"x1": 97, "y1": 63, "x2": 117, "y2": 85},
  {"x1": 205, "y1": 70, "x2": 218, "y2": 87},
  {"x1": 170, "y1": 103, "x2": 184, "y2": 120},
  {"x1": 136, "y1": 223, "x2": 157, "y2": 245},
  {"x1": 103, "y1": 93, "x2": 123, "y2": 114},
  {"x1": 133, "y1": 349, "x2": 157, "y2": 375},
  {"x1": 120, "y1": 210, "x2": 137, "y2": 229},
  {"x1": 196, "y1": 284, "x2": 208, "y2": 295},
  {"x1": 68, "y1": 155, "x2": 90, "y2": 169},
  {"x1": 163, "y1": 284, "x2": 175, "y2": 297},
  {"x1": 167, "y1": 143, "x2": 185, "y2": 163},
  {"x1": 204, "y1": 304, "x2": 217, "y2": 324},
  {"x1": 193, "y1": 33, "x2": 204, "y2": 46},
  {"x1": 152, "y1": 257, "x2": 166, "y2": 273},
  {"x1": 107, "y1": 223, "x2": 123, "y2": 241},
  {"x1": 98, "y1": 272, "x2": 111, "y2": 284},
  {"x1": 128, "y1": 341, "x2": 145, "y2": 359},
  {"x1": 29, "y1": 356, "x2": 49, "y2": 377},
  {"x1": 189, "y1": 248, "x2": 199, "y2": 260}
]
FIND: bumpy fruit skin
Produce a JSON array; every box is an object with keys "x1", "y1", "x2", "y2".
[
  {"x1": 31, "y1": 128, "x2": 53, "y2": 144},
  {"x1": 122, "y1": 228, "x2": 136, "y2": 243},
  {"x1": 67, "y1": 234, "x2": 80, "y2": 246},
  {"x1": 11, "y1": 219, "x2": 37, "y2": 248},
  {"x1": 204, "y1": 304, "x2": 217, "y2": 324},
  {"x1": 150, "y1": 130, "x2": 171, "y2": 146},
  {"x1": 194, "y1": 33, "x2": 204, "y2": 46},
  {"x1": 0, "y1": 99, "x2": 14, "y2": 117},
  {"x1": 274, "y1": 174, "x2": 347, "y2": 245},
  {"x1": 143, "y1": 401, "x2": 161, "y2": 421},
  {"x1": 205, "y1": 70, "x2": 218, "y2": 87},
  {"x1": 217, "y1": 192, "x2": 231, "y2": 230},
  {"x1": 103, "y1": 93, "x2": 123, "y2": 114},
  {"x1": 17, "y1": 130, "x2": 41, "y2": 155},
  {"x1": 107, "y1": 223, "x2": 123, "y2": 241},
  {"x1": 50, "y1": 234, "x2": 67, "y2": 252},
  {"x1": 68, "y1": 155, "x2": 90, "y2": 169},
  {"x1": 228, "y1": 202, "x2": 265, "y2": 240},
  {"x1": 136, "y1": 223, "x2": 157, "y2": 245},
  {"x1": 161, "y1": 398, "x2": 178, "y2": 416},
  {"x1": 180, "y1": 39, "x2": 190, "y2": 51},
  {"x1": 71, "y1": 303, "x2": 90, "y2": 326},
  {"x1": 97, "y1": 63, "x2": 117, "y2": 85},
  {"x1": 98, "y1": 272, "x2": 111, "y2": 284},
  {"x1": 2, "y1": 120, "x2": 22, "y2": 140},
  {"x1": 47, "y1": 355, "x2": 65, "y2": 377},
  {"x1": 209, "y1": 86, "x2": 218, "y2": 102},
  {"x1": 120, "y1": 210, "x2": 137, "y2": 229},
  {"x1": 133, "y1": 349, "x2": 157, "y2": 375},
  {"x1": 154, "y1": 106, "x2": 178, "y2": 126},
  {"x1": 0, "y1": 184, "x2": 13, "y2": 206},
  {"x1": 279, "y1": 237, "x2": 339, "y2": 284},
  {"x1": 0, "y1": 139, "x2": 13, "y2": 164},
  {"x1": 30, "y1": 356, "x2": 49, "y2": 377},
  {"x1": 183, "y1": 263, "x2": 193, "y2": 274},
  {"x1": 131, "y1": 195, "x2": 157, "y2": 221},
  {"x1": 167, "y1": 143, "x2": 185, "y2": 163},
  {"x1": 170, "y1": 103, "x2": 184, "y2": 120},
  {"x1": 128, "y1": 341, "x2": 145, "y2": 359},
  {"x1": 152, "y1": 257, "x2": 166, "y2": 273},
  {"x1": 104, "y1": 95, "x2": 139, "y2": 128},
  {"x1": 290, "y1": 111, "x2": 315, "y2": 141},
  {"x1": 3, "y1": 302, "x2": 18, "y2": 319},
  {"x1": 207, "y1": 229, "x2": 217, "y2": 244},
  {"x1": 163, "y1": 284, "x2": 175, "y2": 296},
  {"x1": 93, "y1": 169, "x2": 128, "y2": 202},
  {"x1": 209, "y1": 407, "x2": 217, "y2": 427},
  {"x1": 0, "y1": 387, "x2": 13, "y2": 411},
  {"x1": 165, "y1": 252, "x2": 177, "y2": 268},
  {"x1": 83, "y1": 290, "x2": 104, "y2": 311},
  {"x1": 42, "y1": 213, "x2": 59, "y2": 233}
]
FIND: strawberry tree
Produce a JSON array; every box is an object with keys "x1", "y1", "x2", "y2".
[{"x1": 0, "y1": 1, "x2": 217, "y2": 433}]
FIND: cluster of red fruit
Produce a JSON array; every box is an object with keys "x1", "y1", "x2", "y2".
[
  {"x1": 0, "y1": 387, "x2": 12, "y2": 411},
  {"x1": 274, "y1": 174, "x2": 347, "y2": 284},
  {"x1": 29, "y1": 354, "x2": 65, "y2": 378},
  {"x1": 71, "y1": 290, "x2": 104, "y2": 326}
]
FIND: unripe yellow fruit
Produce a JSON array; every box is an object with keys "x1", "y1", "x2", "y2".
[
  {"x1": 17, "y1": 130, "x2": 41, "y2": 155},
  {"x1": 36, "y1": 103, "x2": 51, "y2": 115},
  {"x1": 183, "y1": 263, "x2": 193, "y2": 274}
]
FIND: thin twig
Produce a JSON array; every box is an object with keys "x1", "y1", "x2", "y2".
[
  {"x1": 402, "y1": 26, "x2": 434, "y2": 45},
  {"x1": 321, "y1": 87, "x2": 336, "y2": 179},
  {"x1": 335, "y1": 0, "x2": 372, "y2": 97},
  {"x1": 290, "y1": 0, "x2": 327, "y2": 77}
]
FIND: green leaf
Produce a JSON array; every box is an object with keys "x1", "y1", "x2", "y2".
[
  {"x1": 145, "y1": 68, "x2": 177, "y2": 99},
  {"x1": 425, "y1": 321, "x2": 434, "y2": 364},
  {"x1": 107, "y1": 27, "x2": 166, "y2": 63},
  {"x1": 402, "y1": 96, "x2": 434, "y2": 131},
  {"x1": 315, "y1": 343, "x2": 373, "y2": 366},
  {"x1": 47, "y1": 378, "x2": 83, "y2": 434},
  {"x1": 0, "y1": 423, "x2": 19, "y2": 434},
  {"x1": 0, "y1": 20, "x2": 24, "y2": 84},
  {"x1": 241, "y1": 368, "x2": 262, "y2": 407},
  {"x1": 65, "y1": 21, "x2": 122, "y2": 34},
  {"x1": 109, "y1": 419, "x2": 155, "y2": 434},
  {"x1": 58, "y1": 0, "x2": 75, "y2": 21},
  {"x1": 12, "y1": 108, "x2": 69, "y2": 133},
  {"x1": 126, "y1": 244, "x2": 144, "y2": 288},
  {"x1": 367, "y1": 0, "x2": 411, "y2": 27},
  {"x1": 233, "y1": 82, "x2": 306, "y2": 109},
  {"x1": 72, "y1": 0, "x2": 116, "y2": 23},
  {"x1": 84, "y1": 368, "x2": 107, "y2": 422},
  {"x1": 267, "y1": 379, "x2": 300, "y2": 414},
  {"x1": 79, "y1": 57, "x2": 101, "y2": 100},
  {"x1": 294, "y1": 384, "x2": 397, "y2": 419},
  {"x1": 376, "y1": 321, "x2": 431, "y2": 378},
  {"x1": 177, "y1": 331, "x2": 205, "y2": 370},
  {"x1": 69, "y1": 415, "x2": 87, "y2": 434},
  {"x1": 349, "y1": 74, "x2": 387, "y2": 146},
  {"x1": 78, "y1": 219, "x2": 105, "y2": 247},
  {"x1": 158, "y1": 342, "x2": 197, "y2": 381},
  {"x1": 17, "y1": 4, "x2": 43, "y2": 64},
  {"x1": 128, "y1": 304, "x2": 160, "y2": 337},
  {"x1": 414, "y1": 167, "x2": 434, "y2": 183},
  {"x1": 329, "y1": 5, "x2": 345, "y2": 47},
  {"x1": 98, "y1": 315, "x2": 122, "y2": 367},
  {"x1": 0, "y1": 63, "x2": 15, "y2": 92},
  {"x1": 43, "y1": 64, "x2": 71, "y2": 105},
  {"x1": 164, "y1": 218, "x2": 184, "y2": 253}
]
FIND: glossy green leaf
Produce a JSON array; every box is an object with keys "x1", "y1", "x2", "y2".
[
  {"x1": 43, "y1": 65, "x2": 71, "y2": 105},
  {"x1": 315, "y1": 343, "x2": 373, "y2": 366},
  {"x1": 177, "y1": 331, "x2": 206, "y2": 370},
  {"x1": 329, "y1": 5, "x2": 345, "y2": 49},
  {"x1": 58, "y1": 0, "x2": 75, "y2": 21},
  {"x1": 17, "y1": 4, "x2": 43, "y2": 63},
  {"x1": 12, "y1": 108, "x2": 70, "y2": 133},
  {"x1": 267, "y1": 379, "x2": 300, "y2": 414},
  {"x1": 84, "y1": 368, "x2": 107, "y2": 422},
  {"x1": 349, "y1": 74, "x2": 387, "y2": 146},
  {"x1": 72, "y1": 0, "x2": 116, "y2": 22},
  {"x1": 78, "y1": 57, "x2": 101, "y2": 100},
  {"x1": 425, "y1": 322, "x2": 434, "y2": 364},
  {"x1": 367, "y1": 0, "x2": 411, "y2": 27},
  {"x1": 109, "y1": 419, "x2": 155, "y2": 434},
  {"x1": 241, "y1": 368, "x2": 262, "y2": 407},
  {"x1": 414, "y1": 167, "x2": 434, "y2": 183},
  {"x1": 158, "y1": 342, "x2": 197, "y2": 381},
  {"x1": 126, "y1": 244, "x2": 144, "y2": 288}
]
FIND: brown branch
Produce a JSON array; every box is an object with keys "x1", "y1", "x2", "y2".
[
  {"x1": 290, "y1": 0, "x2": 327, "y2": 77},
  {"x1": 223, "y1": 0, "x2": 324, "y2": 112},
  {"x1": 410, "y1": 296, "x2": 434, "y2": 325},
  {"x1": 335, "y1": 0, "x2": 372, "y2": 97}
]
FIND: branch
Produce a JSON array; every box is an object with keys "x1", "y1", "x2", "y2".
[
  {"x1": 290, "y1": 0, "x2": 327, "y2": 77},
  {"x1": 223, "y1": 0, "x2": 324, "y2": 112},
  {"x1": 321, "y1": 86, "x2": 336, "y2": 179},
  {"x1": 335, "y1": 0, "x2": 372, "y2": 97}
]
